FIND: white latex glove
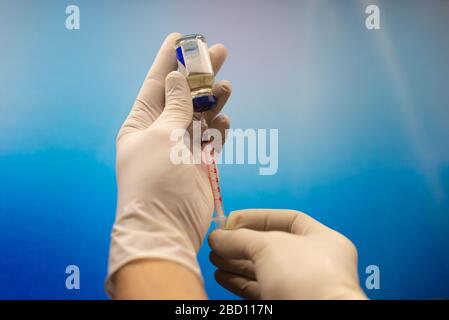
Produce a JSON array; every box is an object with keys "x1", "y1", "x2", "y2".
[
  {"x1": 107, "y1": 33, "x2": 232, "y2": 297},
  {"x1": 209, "y1": 209, "x2": 367, "y2": 300}
]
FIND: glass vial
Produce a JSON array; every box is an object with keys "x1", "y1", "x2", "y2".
[{"x1": 175, "y1": 34, "x2": 217, "y2": 112}]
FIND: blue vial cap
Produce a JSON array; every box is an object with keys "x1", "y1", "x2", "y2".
[{"x1": 192, "y1": 95, "x2": 217, "y2": 112}]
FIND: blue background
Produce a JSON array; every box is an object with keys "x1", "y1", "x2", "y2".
[{"x1": 0, "y1": 0, "x2": 448, "y2": 299}]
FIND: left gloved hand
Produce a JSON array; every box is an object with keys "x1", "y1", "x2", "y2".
[
  {"x1": 209, "y1": 209, "x2": 366, "y2": 300},
  {"x1": 106, "y1": 33, "x2": 232, "y2": 297}
]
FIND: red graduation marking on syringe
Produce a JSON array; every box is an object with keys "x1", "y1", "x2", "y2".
[{"x1": 200, "y1": 113, "x2": 226, "y2": 228}]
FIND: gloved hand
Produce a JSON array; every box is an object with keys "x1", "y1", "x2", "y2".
[
  {"x1": 107, "y1": 33, "x2": 232, "y2": 297},
  {"x1": 209, "y1": 209, "x2": 367, "y2": 300}
]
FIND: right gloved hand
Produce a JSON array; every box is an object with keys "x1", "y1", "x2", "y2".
[
  {"x1": 209, "y1": 209, "x2": 367, "y2": 300},
  {"x1": 107, "y1": 33, "x2": 231, "y2": 298}
]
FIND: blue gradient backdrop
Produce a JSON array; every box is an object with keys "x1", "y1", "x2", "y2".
[{"x1": 0, "y1": 0, "x2": 448, "y2": 299}]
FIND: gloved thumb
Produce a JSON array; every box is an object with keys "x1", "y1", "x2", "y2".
[
  {"x1": 154, "y1": 71, "x2": 193, "y2": 130},
  {"x1": 225, "y1": 209, "x2": 330, "y2": 236},
  {"x1": 208, "y1": 228, "x2": 267, "y2": 260}
]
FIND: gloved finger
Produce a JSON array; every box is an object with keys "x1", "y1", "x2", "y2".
[
  {"x1": 209, "y1": 229, "x2": 267, "y2": 260},
  {"x1": 209, "y1": 44, "x2": 228, "y2": 74},
  {"x1": 118, "y1": 33, "x2": 182, "y2": 140},
  {"x1": 153, "y1": 71, "x2": 193, "y2": 130},
  {"x1": 225, "y1": 209, "x2": 329, "y2": 236},
  {"x1": 181, "y1": 112, "x2": 228, "y2": 162},
  {"x1": 204, "y1": 80, "x2": 232, "y2": 123},
  {"x1": 209, "y1": 252, "x2": 255, "y2": 279},
  {"x1": 214, "y1": 270, "x2": 261, "y2": 300},
  {"x1": 147, "y1": 32, "x2": 182, "y2": 82},
  {"x1": 209, "y1": 114, "x2": 230, "y2": 147}
]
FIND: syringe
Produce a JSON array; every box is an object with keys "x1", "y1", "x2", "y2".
[
  {"x1": 205, "y1": 146, "x2": 226, "y2": 229},
  {"x1": 200, "y1": 114, "x2": 227, "y2": 229}
]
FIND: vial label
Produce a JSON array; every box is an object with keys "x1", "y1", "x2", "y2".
[{"x1": 176, "y1": 39, "x2": 213, "y2": 76}]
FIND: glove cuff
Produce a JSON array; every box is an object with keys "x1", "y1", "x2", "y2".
[{"x1": 105, "y1": 201, "x2": 202, "y2": 298}]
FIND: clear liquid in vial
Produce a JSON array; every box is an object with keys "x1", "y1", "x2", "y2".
[{"x1": 187, "y1": 72, "x2": 214, "y2": 98}]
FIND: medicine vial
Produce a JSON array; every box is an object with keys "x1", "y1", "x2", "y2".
[{"x1": 175, "y1": 34, "x2": 217, "y2": 112}]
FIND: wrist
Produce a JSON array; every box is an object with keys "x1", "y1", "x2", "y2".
[
  {"x1": 113, "y1": 260, "x2": 207, "y2": 299},
  {"x1": 107, "y1": 199, "x2": 202, "y2": 298}
]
